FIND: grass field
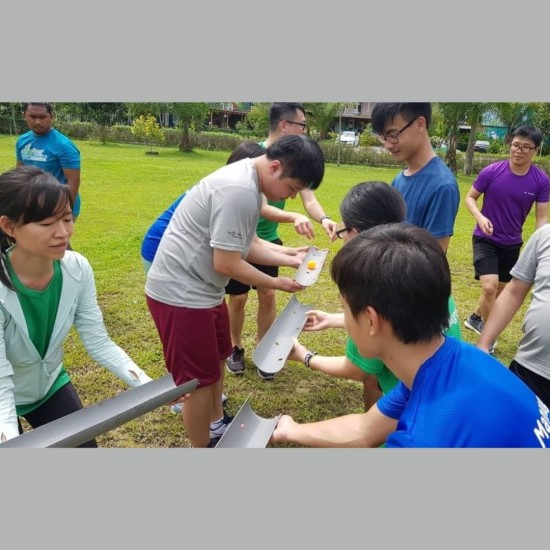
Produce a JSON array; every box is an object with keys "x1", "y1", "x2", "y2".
[{"x1": 0, "y1": 135, "x2": 537, "y2": 447}]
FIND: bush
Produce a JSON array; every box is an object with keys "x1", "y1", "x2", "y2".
[
  {"x1": 359, "y1": 127, "x2": 381, "y2": 147},
  {"x1": 488, "y1": 139, "x2": 505, "y2": 155},
  {"x1": 55, "y1": 121, "x2": 95, "y2": 140},
  {"x1": 131, "y1": 115, "x2": 164, "y2": 151}
]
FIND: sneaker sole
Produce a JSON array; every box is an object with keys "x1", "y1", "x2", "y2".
[
  {"x1": 464, "y1": 319, "x2": 482, "y2": 335},
  {"x1": 226, "y1": 363, "x2": 245, "y2": 375},
  {"x1": 257, "y1": 369, "x2": 274, "y2": 381}
]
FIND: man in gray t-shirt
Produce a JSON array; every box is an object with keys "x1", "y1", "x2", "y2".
[
  {"x1": 478, "y1": 223, "x2": 550, "y2": 408},
  {"x1": 145, "y1": 135, "x2": 325, "y2": 448}
]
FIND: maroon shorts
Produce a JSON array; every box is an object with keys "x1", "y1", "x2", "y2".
[{"x1": 146, "y1": 296, "x2": 232, "y2": 387}]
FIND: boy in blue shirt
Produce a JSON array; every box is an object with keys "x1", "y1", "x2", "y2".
[{"x1": 272, "y1": 224, "x2": 549, "y2": 448}]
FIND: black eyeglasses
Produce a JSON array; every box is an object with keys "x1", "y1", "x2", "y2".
[
  {"x1": 376, "y1": 117, "x2": 418, "y2": 145},
  {"x1": 510, "y1": 142, "x2": 537, "y2": 154},
  {"x1": 335, "y1": 227, "x2": 351, "y2": 239},
  {"x1": 283, "y1": 119, "x2": 307, "y2": 129}
]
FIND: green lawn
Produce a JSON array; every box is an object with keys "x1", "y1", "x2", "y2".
[{"x1": 0, "y1": 135, "x2": 536, "y2": 447}]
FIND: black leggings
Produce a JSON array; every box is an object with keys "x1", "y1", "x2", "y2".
[{"x1": 19, "y1": 382, "x2": 98, "y2": 448}]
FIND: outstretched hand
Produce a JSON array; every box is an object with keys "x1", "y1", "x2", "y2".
[
  {"x1": 302, "y1": 309, "x2": 340, "y2": 331},
  {"x1": 321, "y1": 218, "x2": 339, "y2": 241},
  {"x1": 276, "y1": 277, "x2": 305, "y2": 293},
  {"x1": 270, "y1": 414, "x2": 296, "y2": 445},
  {"x1": 293, "y1": 214, "x2": 315, "y2": 240},
  {"x1": 288, "y1": 337, "x2": 309, "y2": 363}
]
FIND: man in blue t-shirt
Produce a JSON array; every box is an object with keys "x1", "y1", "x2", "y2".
[
  {"x1": 271, "y1": 224, "x2": 549, "y2": 448},
  {"x1": 16, "y1": 103, "x2": 81, "y2": 219},
  {"x1": 371, "y1": 102, "x2": 459, "y2": 254}
]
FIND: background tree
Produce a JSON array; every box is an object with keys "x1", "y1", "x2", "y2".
[
  {"x1": 436, "y1": 103, "x2": 470, "y2": 174},
  {"x1": 126, "y1": 103, "x2": 169, "y2": 126},
  {"x1": 245, "y1": 103, "x2": 270, "y2": 136},
  {"x1": 171, "y1": 102, "x2": 210, "y2": 152},
  {"x1": 0, "y1": 102, "x2": 23, "y2": 134},
  {"x1": 131, "y1": 114, "x2": 164, "y2": 154},
  {"x1": 532, "y1": 103, "x2": 550, "y2": 156},
  {"x1": 303, "y1": 102, "x2": 344, "y2": 140},
  {"x1": 463, "y1": 103, "x2": 493, "y2": 176},
  {"x1": 492, "y1": 102, "x2": 535, "y2": 143},
  {"x1": 79, "y1": 103, "x2": 126, "y2": 144}
]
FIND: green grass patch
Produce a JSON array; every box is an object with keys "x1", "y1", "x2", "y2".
[{"x1": 0, "y1": 135, "x2": 535, "y2": 447}]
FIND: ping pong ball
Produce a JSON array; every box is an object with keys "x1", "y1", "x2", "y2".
[{"x1": 307, "y1": 260, "x2": 317, "y2": 269}]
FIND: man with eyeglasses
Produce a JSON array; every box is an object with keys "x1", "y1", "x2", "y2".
[
  {"x1": 225, "y1": 102, "x2": 338, "y2": 380},
  {"x1": 371, "y1": 103, "x2": 461, "y2": 342},
  {"x1": 464, "y1": 125, "x2": 549, "y2": 352},
  {"x1": 371, "y1": 103, "x2": 460, "y2": 255}
]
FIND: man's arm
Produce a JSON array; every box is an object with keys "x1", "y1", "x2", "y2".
[
  {"x1": 62, "y1": 167, "x2": 80, "y2": 207},
  {"x1": 534, "y1": 201, "x2": 549, "y2": 230},
  {"x1": 260, "y1": 195, "x2": 315, "y2": 239},
  {"x1": 436, "y1": 236, "x2": 451, "y2": 254},
  {"x1": 465, "y1": 185, "x2": 493, "y2": 236},
  {"x1": 271, "y1": 405, "x2": 397, "y2": 448},
  {"x1": 245, "y1": 239, "x2": 304, "y2": 268},
  {"x1": 477, "y1": 278, "x2": 532, "y2": 352},
  {"x1": 299, "y1": 189, "x2": 338, "y2": 240},
  {"x1": 212, "y1": 248, "x2": 303, "y2": 293}
]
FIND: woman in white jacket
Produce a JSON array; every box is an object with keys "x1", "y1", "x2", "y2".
[{"x1": 0, "y1": 166, "x2": 152, "y2": 446}]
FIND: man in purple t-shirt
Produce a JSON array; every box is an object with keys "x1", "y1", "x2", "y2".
[{"x1": 464, "y1": 125, "x2": 549, "y2": 352}]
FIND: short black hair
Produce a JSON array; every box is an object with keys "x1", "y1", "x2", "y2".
[
  {"x1": 331, "y1": 223, "x2": 450, "y2": 344},
  {"x1": 268, "y1": 102, "x2": 305, "y2": 132},
  {"x1": 340, "y1": 181, "x2": 406, "y2": 232},
  {"x1": 371, "y1": 103, "x2": 432, "y2": 134},
  {"x1": 22, "y1": 103, "x2": 54, "y2": 115},
  {"x1": 226, "y1": 141, "x2": 265, "y2": 164},
  {"x1": 511, "y1": 125, "x2": 543, "y2": 147},
  {"x1": 265, "y1": 135, "x2": 325, "y2": 190}
]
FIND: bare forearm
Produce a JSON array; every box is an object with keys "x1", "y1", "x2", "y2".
[
  {"x1": 274, "y1": 411, "x2": 391, "y2": 448},
  {"x1": 246, "y1": 242, "x2": 300, "y2": 268},
  {"x1": 64, "y1": 169, "x2": 80, "y2": 204},
  {"x1": 464, "y1": 196, "x2": 482, "y2": 220},
  {"x1": 220, "y1": 258, "x2": 280, "y2": 289},
  {"x1": 309, "y1": 355, "x2": 365, "y2": 382},
  {"x1": 478, "y1": 281, "x2": 530, "y2": 350},
  {"x1": 261, "y1": 204, "x2": 301, "y2": 224}
]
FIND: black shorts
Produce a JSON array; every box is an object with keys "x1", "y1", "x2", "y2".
[
  {"x1": 509, "y1": 359, "x2": 550, "y2": 409},
  {"x1": 472, "y1": 235, "x2": 521, "y2": 283},
  {"x1": 225, "y1": 238, "x2": 282, "y2": 296}
]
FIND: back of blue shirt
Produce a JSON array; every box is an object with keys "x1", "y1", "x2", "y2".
[
  {"x1": 378, "y1": 337, "x2": 549, "y2": 448},
  {"x1": 141, "y1": 194, "x2": 186, "y2": 262}
]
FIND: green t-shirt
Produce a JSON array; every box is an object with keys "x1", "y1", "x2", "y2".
[
  {"x1": 7, "y1": 258, "x2": 62, "y2": 358},
  {"x1": 346, "y1": 295, "x2": 463, "y2": 394},
  {"x1": 255, "y1": 139, "x2": 286, "y2": 242},
  {"x1": 446, "y1": 294, "x2": 462, "y2": 339},
  {"x1": 7, "y1": 256, "x2": 70, "y2": 415},
  {"x1": 346, "y1": 339, "x2": 398, "y2": 395}
]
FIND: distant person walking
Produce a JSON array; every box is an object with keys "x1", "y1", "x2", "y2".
[{"x1": 464, "y1": 125, "x2": 549, "y2": 353}]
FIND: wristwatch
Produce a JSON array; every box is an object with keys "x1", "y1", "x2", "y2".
[{"x1": 304, "y1": 351, "x2": 318, "y2": 369}]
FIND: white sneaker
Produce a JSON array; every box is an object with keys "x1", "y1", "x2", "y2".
[{"x1": 171, "y1": 393, "x2": 227, "y2": 414}]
